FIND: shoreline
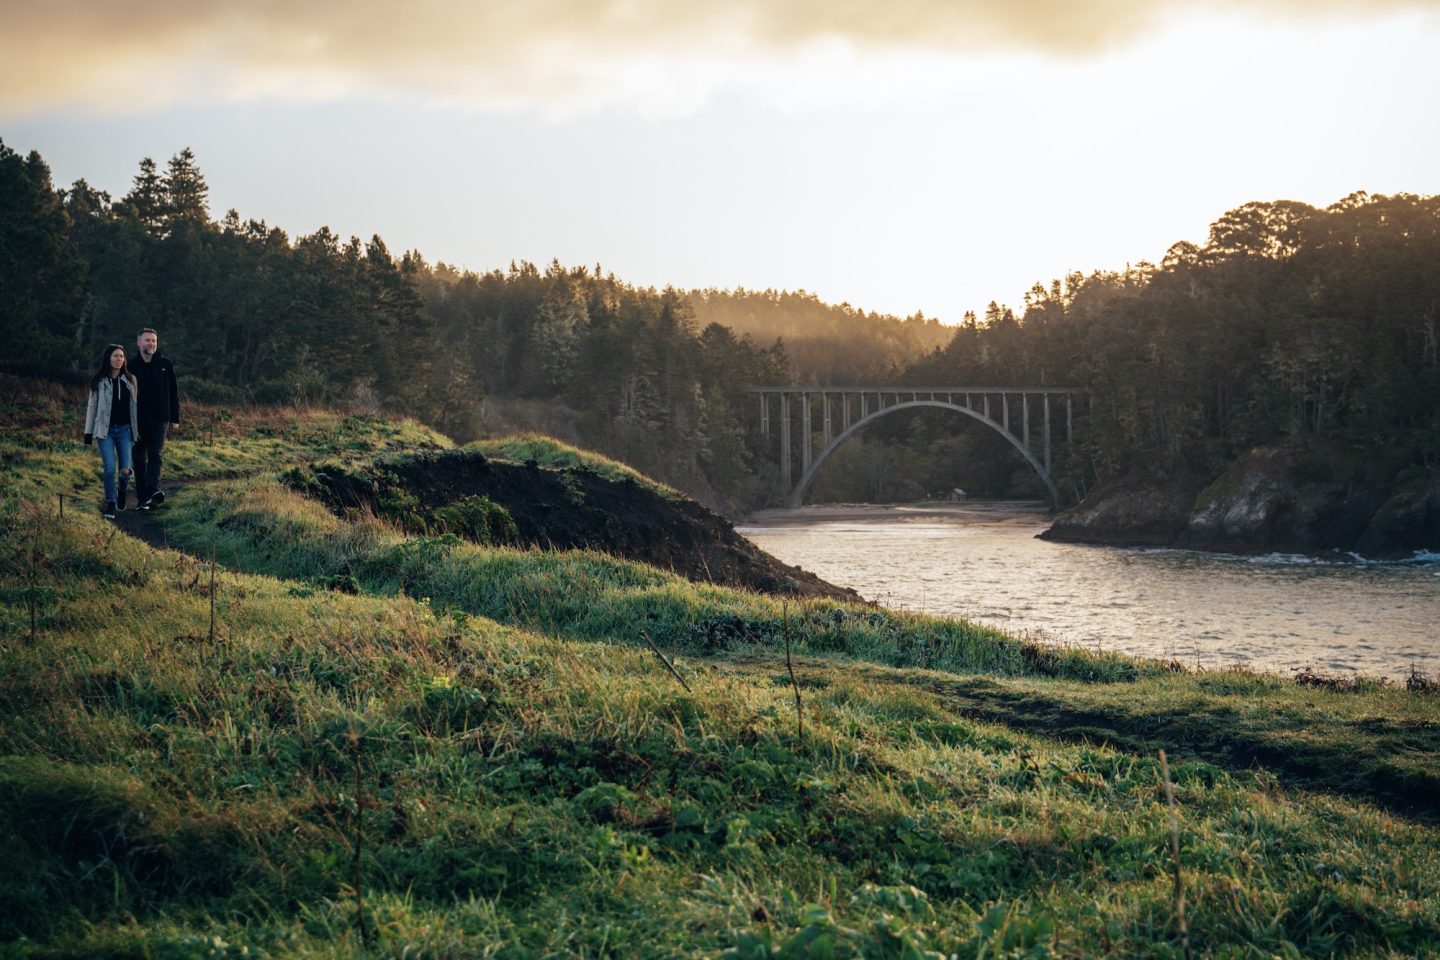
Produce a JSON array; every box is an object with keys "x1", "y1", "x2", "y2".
[{"x1": 740, "y1": 499, "x2": 1052, "y2": 528}]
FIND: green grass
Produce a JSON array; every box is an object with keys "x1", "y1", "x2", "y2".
[
  {"x1": 0, "y1": 372, "x2": 450, "y2": 509},
  {"x1": 163, "y1": 410, "x2": 450, "y2": 481},
  {"x1": 160, "y1": 475, "x2": 1144, "y2": 686},
  {"x1": 465, "y1": 433, "x2": 679, "y2": 497},
  {"x1": 2, "y1": 389, "x2": 1438, "y2": 958}
]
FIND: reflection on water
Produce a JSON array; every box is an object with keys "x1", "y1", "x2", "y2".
[{"x1": 739, "y1": 503, "x2": 1440, "y2": 679}]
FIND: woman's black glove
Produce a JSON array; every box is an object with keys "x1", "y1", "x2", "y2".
[{"x1": 83, "y1": 434, "x2": 93, "y2": 445}]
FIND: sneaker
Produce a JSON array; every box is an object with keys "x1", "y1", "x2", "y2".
[
  {"x1": 142, "y1": 490, "x2": 166, "y2": 510},
  {"x1": 102, "y1": 500, "x2": 117, "y2": 519}
]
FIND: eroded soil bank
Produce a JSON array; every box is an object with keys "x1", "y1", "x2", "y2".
[{"x1": 291, "y1": 448, "x2": 860, "y2": 601}]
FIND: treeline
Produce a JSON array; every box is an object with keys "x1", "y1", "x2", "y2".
[
  {"x1": 1, "y1": 142, "x2": 811, "y2": 509},
  {"x1": 415, "y1": 261, "x2": 788, "y2": 506},
  {"x1": 688, "y1": 288, "x2": 950, "y2": 384},
  {"x1": 856, "y1": 193, "x2": 1440, "y2": 501},
  {"x1": 3, "y1": 143, "x2": 445, "y2": 411}
]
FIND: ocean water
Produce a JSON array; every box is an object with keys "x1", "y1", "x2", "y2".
[{"x1": 739, "y1": 503, "x2": 1440, "y2": 680}]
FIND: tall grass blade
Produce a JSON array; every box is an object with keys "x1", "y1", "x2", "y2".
[
  {"x1": 640, "y1": 629, "x2": 692, "y2": 693},
  {"x1": 785, "y1": 603, "x2": 804, "y2": 744},
  {"x1": 1158, "y1": 749, "x2": 1193, "y2": 960}
]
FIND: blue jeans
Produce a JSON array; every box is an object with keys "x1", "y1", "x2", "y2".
[{"x1": 96, "y1": 424, "x2": 134, "y2": 504}]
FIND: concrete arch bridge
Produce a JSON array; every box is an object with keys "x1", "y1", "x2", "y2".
[{"x1": 752, "y1": 386, "x2": 1080, "y2": 508}]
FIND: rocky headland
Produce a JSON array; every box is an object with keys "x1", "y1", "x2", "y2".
[{"x1": 1042, "y1": 445, "x2": 1440, "y2": 558}]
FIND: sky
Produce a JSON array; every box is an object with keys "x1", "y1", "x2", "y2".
[{"x1": 4, "y1": 0, "x2": 1439, "y2": 325}]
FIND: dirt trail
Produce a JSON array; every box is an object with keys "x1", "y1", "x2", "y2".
[{"x1": 108, "y1": 483, "x2": 193, "y2": 552}]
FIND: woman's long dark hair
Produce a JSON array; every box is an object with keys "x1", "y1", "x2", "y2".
[{"x1": 90, "y1": 343, "x2": 132, "y2": 388}]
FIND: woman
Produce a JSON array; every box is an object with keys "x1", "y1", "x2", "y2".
[{"x1": 83, "y1": 343, "x2": 141, "y2": 518}]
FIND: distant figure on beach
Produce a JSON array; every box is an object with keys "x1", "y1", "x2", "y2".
[
  {"x1": 82, "y1": 343, "x2": 139, "y2": 519},
  {"x1": 130, "y1": 327, "x2": 180, "y2": 510},
  {"x1": 948, "y1": 487, "x2": 968, "y2": 502}
]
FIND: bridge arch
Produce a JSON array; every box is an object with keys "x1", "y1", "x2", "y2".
[
  {"x1": 753, "y1": 386, "x2": 1077, "y2": 509},
  {"x1": 790, "y1": 400, "x2": 1058, "y2": 507}
]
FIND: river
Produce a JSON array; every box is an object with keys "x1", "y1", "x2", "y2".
[{"x1": 738, "y1": 502, "x2": 1440, "y2": 680}]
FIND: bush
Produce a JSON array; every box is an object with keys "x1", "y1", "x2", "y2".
[
  {"x1": 179, "y1": 376, "x2": 252, "y2": 406},
  {"x1": 435, "y1": 494, "x2": 520, "y2": 545}
]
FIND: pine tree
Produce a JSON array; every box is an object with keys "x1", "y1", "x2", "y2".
[
  {"x1": 163, "y1": 147, "x2": 210, "y2": 225},
  {"x1": 120, "y1": 157, "x2": 166, "y2": 234},
  {"x1": 0, "y1": 142, "x2": 85, "y2": 367}
]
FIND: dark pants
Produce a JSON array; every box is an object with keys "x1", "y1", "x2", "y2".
[{"x1": 133, "y1": 420, "x2": 169, "y2": 504}]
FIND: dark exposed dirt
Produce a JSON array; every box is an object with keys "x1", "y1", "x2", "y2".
[{"x1": 296, "y1": 449, "x2": 860, "y2": 601}]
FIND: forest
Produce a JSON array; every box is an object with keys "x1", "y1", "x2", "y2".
[
  {"x1": 688, "y1": 287, "x2": 951, "y2": 384},
  {"x1": 1, "y1": 142, "x2": 951, "y2": 511},
  {"x1": 868, "y1": 192, "x2": 1440, "y2": 506},
  {"x1": 4, "y1": 139, "x2": 1439, "y2": 514}
]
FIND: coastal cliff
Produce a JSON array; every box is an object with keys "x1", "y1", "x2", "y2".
[{"x1": 1042, "y1": 446, "x2": 1440, "y2": 558}]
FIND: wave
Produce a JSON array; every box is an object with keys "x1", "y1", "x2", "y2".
[
  {"x1": 1118, "y1": 546, "x2": 1440, "y2": 567},
  {"x1": 1242, "y1": 550, "x2": 1440, "y2": 567}
]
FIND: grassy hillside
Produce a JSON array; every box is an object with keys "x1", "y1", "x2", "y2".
[{"x1": 2, "y1": 376, "x2": 1437, "y2": 958}]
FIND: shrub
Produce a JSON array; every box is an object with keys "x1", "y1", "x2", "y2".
[{"x1": 434, "y1": 494, "x2": 520, "y2": 545}]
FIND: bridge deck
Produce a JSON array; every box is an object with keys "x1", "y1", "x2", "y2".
[{"x1": 750, "y1": 385, "x2": 1080, "y2": 394}]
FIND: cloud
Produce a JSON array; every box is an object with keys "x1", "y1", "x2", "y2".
[{"x1": 3, "y1": 0, "x2": 1437, "y2": 118}]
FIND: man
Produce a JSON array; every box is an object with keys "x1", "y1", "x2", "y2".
[{"x1": 130, "y1": 327, "x2": 180, "y2": 509}]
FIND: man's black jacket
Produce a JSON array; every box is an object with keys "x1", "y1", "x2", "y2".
[{"x1": 131, "y1": 350, "x2": 180, "y2": 423}]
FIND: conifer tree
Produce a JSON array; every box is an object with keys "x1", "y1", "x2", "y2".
[
  {"x1": 162, "y1": 147, "x2": 210, "y2": 225},
  {"x1": 120, "y1": 156, "x2": 166, "y2": 234}
]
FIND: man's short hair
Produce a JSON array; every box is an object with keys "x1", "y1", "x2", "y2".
[{"x1": 138, "y1": 327, "x2": 158, "y2": 338}]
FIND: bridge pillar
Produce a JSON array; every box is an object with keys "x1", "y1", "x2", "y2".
[
  {"x1": 1023, "y1": 393, "x2": 1030, "y2": 450},
  {"x1": 1044, "y1": 393, "x2": 1052, "y2": 474},
  {"x1": 800, "y1": 394, "x2": 812, "y2": 473},
  {"x1": 779, "y1": 393, "x2": 791, "y2": 489}
]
